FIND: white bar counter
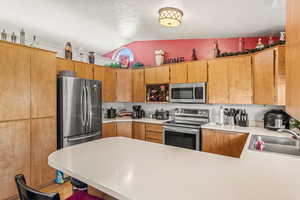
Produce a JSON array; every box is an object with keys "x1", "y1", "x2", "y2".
[{"x1": 49, "y1": 135, "x2": 300, "y2": 200}]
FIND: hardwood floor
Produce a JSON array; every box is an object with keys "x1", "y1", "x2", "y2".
[{"x1": 40, "y1": 182, "x2": 72, "y2": 200}]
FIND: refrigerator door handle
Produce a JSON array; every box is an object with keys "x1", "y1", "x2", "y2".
[
  {"x1": 80, "y1": 86, "x2": 85, "y2": 126},
  {"x1": 86, "y1": 86, "x2": 92, "y2": 130},
  {"x1": 83, "y1": 86, "x2": 88, "y2": 126},
  {"x1": 88, "y1": 86, "x2": 92, "y2": 130},
  {"x1": 66, "y1": 132, "x2": 99, "y2": 142}
]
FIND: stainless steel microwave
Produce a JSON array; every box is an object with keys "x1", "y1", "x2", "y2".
[{"x1": 170, "y1": 83, "x2": 206, "y2": 103}]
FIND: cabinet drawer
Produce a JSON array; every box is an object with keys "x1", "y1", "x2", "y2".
[
  {"x1": 146, "y1": 124, "x2": 163, "y2": 132},
  {"x1": 146, "y1": 138, "x2": 163, "y2": 144},
  {"x1": 146, "y1": 131, "x2": 162, "y2": 140}
]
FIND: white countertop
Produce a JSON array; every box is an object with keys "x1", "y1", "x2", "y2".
[
  {"x1": 103, "y1": 117, "x2": 168, "y2": 124},
  {"x1": 49, "y1": 124, "x2": 300, "y2": 200}
]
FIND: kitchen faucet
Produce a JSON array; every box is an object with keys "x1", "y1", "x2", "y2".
[{"x1": 277, "y1": 129, "x2": 300, "y2": 140}]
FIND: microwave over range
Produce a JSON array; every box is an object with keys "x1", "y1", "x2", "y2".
[{"x1": 170, "y1": 83, "x2": 206, "y2": 104}]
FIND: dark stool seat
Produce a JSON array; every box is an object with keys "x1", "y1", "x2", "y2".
[{"x1": 15, "y1": 174, "x2": 60, "y2": 200}]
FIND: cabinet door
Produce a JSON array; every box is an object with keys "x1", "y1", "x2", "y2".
[
  {"x1": 274, "y1": 46, "x2": 286, "y2": 106},
  {"x1": 145, "y1": 124, "x2": 163, "y2": 143},
  {"x1": 286, "y1": 0, "x2": 300, "y2": 119},
  {"x1": 187, "y1": 61, "x2": 208, "y2": 83},
  {"x1": 56, "y1": 58, "x2": 75, "y2": 74},
  {"x1": 0, "y1": 43, "x2": 30, "y2": 121},
  {"x1": 31, "y1": 50, "x2": 56, "y2": 118},
  {"x1": 30, "y1": 118, "x2": 56, "y2": 188},
  {"x1": 94, "y1": 66, "x2": 105, "y2": 101},
  {"x1": 208, "y1": 59, "x2": 229, "y2": 104},
  {"x1": 202, "y1": 129, "x2": 248, "y2": 158},
  {"x1": 0, "y1": 120, "x2": 30, "y2": 200},
  {"x1": 102, "y1": 122, "x2": 117, "y2": 138},
  {"x1": 156, "y1": 65, "x2": 170, "y2": 84},
  {"x1": 116, "y1": 69, "x2": 132, "y2": 102},
  {"x1": 132, "y1": 122, "x2": 146, "y2": 140},
  {"x1": 145, "y1": 67, "x2": 157, "y2": 84},
  {"x1": 116, "y1": 122, "x2": 132, "y2": 138},
  {"x1": 253, "y1": 49, "x2": 275, "y2": 105},
  {"x1": 74, "y1": 62, "x2": 94, "y2": 79},
  {"x1": 132, "y1": 69, "x2": 145, "y2": 102},
  {"x1": 170, "y1": 63, "x2": 187, "y2": 83},
  {"x1": 103, "y1": 68, "x2": 116, "y2": 102},
  {"x1": 228, "y1": 56, "x2": 253, "y2": 104}
]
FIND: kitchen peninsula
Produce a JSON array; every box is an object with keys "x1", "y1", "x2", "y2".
[{"x1": 49, "y1": 125, "x2": 300, "y2": 200}]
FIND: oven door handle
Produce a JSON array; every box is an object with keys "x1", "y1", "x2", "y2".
[{"x1": 163, "y1": 126, "x2": 199, "y2": 135}]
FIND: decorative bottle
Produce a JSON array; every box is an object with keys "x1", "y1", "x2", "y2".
[
  {"x1": 20, "y1": 28, "x2": 25, "y2": 45},
  {"x1": 64, "y1": 42, "x2": 73, "y2": 60},
  {"x1": 213, "y1": 40, "x2": 220, "y2": 58},
  {"x1": 1, "y1": 29, "x2": 7, "y2": 41},
  {"x1": 256, "y1": 38, "x2": 264, "y2": 50}
]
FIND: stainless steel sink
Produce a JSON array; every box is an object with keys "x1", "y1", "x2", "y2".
[{"x1": 249, "y1": 135, "x2": 300, "y2": 156}]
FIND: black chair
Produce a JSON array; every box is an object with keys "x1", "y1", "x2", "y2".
[{"x1": 15, "y1": 174, "x2": 60, "y2": 200}]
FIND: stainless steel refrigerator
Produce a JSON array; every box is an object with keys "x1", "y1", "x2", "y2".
[{"x1": 57, "y1": 76, "x2": 102, "y2": 149}]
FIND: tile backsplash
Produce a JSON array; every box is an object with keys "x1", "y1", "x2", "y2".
[{"x1": 103, "y1": 102, "x2": 285, "y2": 126}]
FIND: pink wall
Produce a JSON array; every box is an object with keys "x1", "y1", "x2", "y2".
[{"x1": 103, "y1": 37, "x2": 277, "y2": 66}]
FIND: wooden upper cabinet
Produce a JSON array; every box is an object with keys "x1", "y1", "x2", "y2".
[
  {"x1": 202, "y1": 129, "x2": 248, "y2": 158},
  {"x1": 0, "y1": 120, "x2": 30, "y2": 200},
  {"x1": 0, "y1": 42, "x2": 30, "y2": 121},
  {"x1": 187, "y1": 61, "x2": 208, "y2": 83},
  {"x1": 94, "y1": 65, "x2": 105, "y2": 100},
  {"x1": 228, "y1": 56, "x2": 253, "y2": 104},
  {"x1": 116, "y1": 122, "x2": 132, "y2": 138},
  {"x1": 74, "y1": 61, "x2": 94, "y2": 79},
  {"x1": 30, "y1": 49, "x2": 56, "y2": 118},
  {"x1": 116, "y1": 69, "x2": 132, "y2": 102},
  {"x1": 145, "y1": 67, "x2": 156, "y2": 84},
  {"x1": 274, "y1": 46, "x2": 286, "y2": 106},
  {"x1": 132, "y1": 122, "x2": 146, "y2": 140},
  {"x1": 102, "y1": 122, "x2": 117, "y2": 138},
  {"x1": 253, "y1": 49, "x2": 275, "y2": 105},
  {"x1": 286, "y1": 0, "x2": 300, "y2": 120},
  {"x1": 145, "y1": 65, "x2": 169, "y2": 84},
  {"x1": 208, "y1": 59, "x2": 229, "y2": 104},
  {"x1": 170, "y1": 63, "x2": 188, "y2": 83},
  {"x1": 132, "y1": 69, "x2": 145, "y2": 102},
  {"x1": 157, "y1": 65, "x2": 170, "y2": 83},
  {"x1": 30, "y1": 117, "x2": 56, "y2": 188},
  {"x1": 56, "y1": 58, "x2": 75, "y2": 74},
  {"x1": 103, "y1": 67, "x2": 116, "y2": 102}
]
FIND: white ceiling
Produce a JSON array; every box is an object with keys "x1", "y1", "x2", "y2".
[{"x1": 0, "y1": 0, "x2": 285, "y2": 54}]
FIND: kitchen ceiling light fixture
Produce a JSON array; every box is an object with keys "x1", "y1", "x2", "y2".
[{"x1": 159, "y1": 7, "x2": 183, "y2": 27}]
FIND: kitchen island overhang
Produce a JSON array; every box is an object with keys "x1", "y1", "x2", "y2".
[{"x1": 49, "y1": 136, "x2": 300, "y2": 200}]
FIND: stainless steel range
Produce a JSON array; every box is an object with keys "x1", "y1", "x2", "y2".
[{"x1": 163, "y1": 108, "x2": 209, "y2": 151}]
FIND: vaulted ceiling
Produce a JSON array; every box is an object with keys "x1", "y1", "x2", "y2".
[{"x1": 0, "y1": 0, "x2": 285, "y2": 54}]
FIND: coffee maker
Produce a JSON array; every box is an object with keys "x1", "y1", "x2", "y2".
[
  {"x1": 264, "y1": 110, "x2": 290, "y2": 131},
  {"x1": 132, "y1": 105, "x2": 145, "y2": 119}
]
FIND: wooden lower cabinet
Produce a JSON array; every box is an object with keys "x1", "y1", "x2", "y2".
[
  {"x1": 202, "y1": 129, "x2": 248, "y2": 158},
  {"x1": 145, "y1": 124, "x2": 163, "y2": 144},
  {"x1": 102, "y1": 122, "x2": 117, "y2": 138},
  {"x1": 30, "y1": 117, "x2": 56, "y2": 188},
  {"x1": 116, "y1": 122, "x2": 132, "y2": 138},
  {"x1": 132, "y1": 122, "x2": 146, "y2": 140},
  {"x1": 0, "y1": 120, "x2": 30, "y2": 200}
]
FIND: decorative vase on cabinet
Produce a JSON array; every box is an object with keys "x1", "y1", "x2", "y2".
[{"x1": 155, "y1": 50, "x2": 164, "y2": 66}]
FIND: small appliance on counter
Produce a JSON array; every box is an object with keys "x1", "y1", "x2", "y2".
[
  {"x1": 106, "y1": 107, "x2": 117, "y2": 119},
  {"x1": 132, "y1": 105, "x2": 145, "y2": 119},
  {"x1": 152, "y1": 109, "x2": 169, "y2": 120},
  {"x1": 264, "y1": 109, "x2": 290, "y2": 131}
]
